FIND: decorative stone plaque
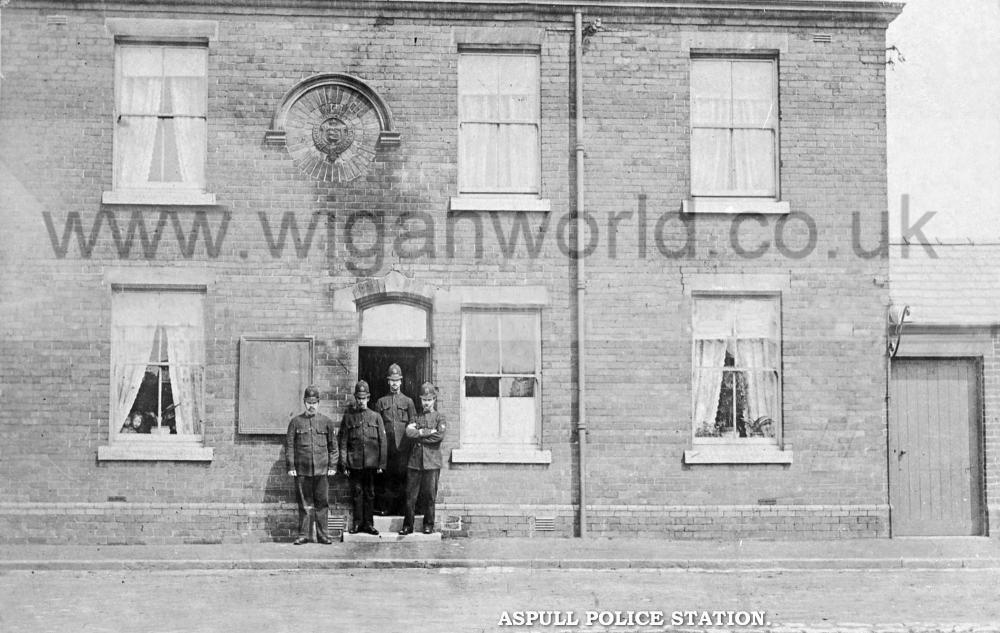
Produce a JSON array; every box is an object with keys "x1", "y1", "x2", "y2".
[{"x1": 266, "y1": 74, "x2": 400, "y2": 183}]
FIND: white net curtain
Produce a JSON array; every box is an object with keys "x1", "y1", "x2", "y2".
[
  {"x1": 692, "y1": 297, "x2": 779, "y2": 439},
  {"x1": 111, "y1": 291, "x2": 205, "y2": 435}
]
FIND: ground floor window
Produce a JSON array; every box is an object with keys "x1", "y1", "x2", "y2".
[
  {"x1": 461, "y1": 310, "x2": 541, "y2": 447},
  {"x1": 692, "y1": 295, "x2": 780, "y2": 443},
  {"x1": 112, "y1": 289, "x2": 205, "y2": 438}
]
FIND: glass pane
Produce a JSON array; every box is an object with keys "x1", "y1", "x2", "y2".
[
  {"x1": 743, "y1": 370, "x2": 778, "y2": 438},
  {"x1": 361, "y1": 303, "x2": 428, "y2": 343},
  {"x1": 713, "y1": 370, "x2": 740, "y2": 437},
  {"x1": 459, "y1": 123, "x2": 497, "y2": 191},
  {"x1": 690, "y1": 128, "x2": 731, "y2": 195},
  {"x1": 120, "y1": 47, "x2": 162, "y2": 78},
  {"x1": 690, "y1": 59, "x2": 731, "y2": 126},
  {"x1": 499, "y1": 395, "x2": 536, "y2": 444},
  {"x1": 119, "y1": 78, "x2": 164, "y2": 115},
  {"x1": 732, "y1": 61, "x2": 775, "y2": 127},
  {"x1": 496, "y1": 125, "x2": 538, "y2": 191},
  {"x1": 500, "y1": 313, "x2": 537, "y2": 373},
  {"x1": 160, "y1": 369, "x2": 177, "y2": 433},
  {"x1": 462, "y1": 396, "x2": 500, "y2": 444},
  {"x1": 148, "y1": 119, "x2": 185, "y2": 183},
  {"x1": 465, "y1": 376, "x2": 500, "y2": 398},
  {"x1": 166, "y1": 76, "x2": 207, "y2": 116},
  {"x1": 465, "y1": 313, "x2": 501, "y2": 373},
  {"x1": 459, "y1": 55, "x2": 499, "y2": 119},
  {"x1": 163, "y1": 48, "x2": 206, "y2": 78},
  {"x1": 734, "y1": 297, "x2": 778, "y2": 339},
  {"x1": 692, "y1": 297, "x2": 735, "y2": 339},
  {"x1": 497, "y1": 55, "x2": 538, "y2": 120},
  {"x1": 147, "y1": 327, "x2": 167, "y2": 363},
  {"x1": 122, "y1": 366, "x2": 160, "y2": 433},
  {"x1": 732, "y1": 129, "x2": 775, "y2": 196},
  {"x1": 501, "y1": 376, "x2": 535, "y2": 397}
]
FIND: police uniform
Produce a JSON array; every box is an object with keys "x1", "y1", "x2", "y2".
[
  {"x1": 400, "y1": 382, "x2": 446, "y2": 535},
  {"x1": 338, "y1": 381, "x2": 387, "y2": 534},
  {"x1": 375, "y1": 364, "x2": 417, "y2": 515},
  {"x1": 285, "y1": 388, "x2": 338, "y2": 544}
]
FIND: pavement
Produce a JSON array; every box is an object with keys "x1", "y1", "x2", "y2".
[{"x1": 1, "y1": 535, "x2": 998, "y2": 571}]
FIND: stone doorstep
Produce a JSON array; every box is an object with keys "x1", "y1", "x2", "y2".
[{"x1": 341, "y1": 515, "x2": 442, "y2": 542}]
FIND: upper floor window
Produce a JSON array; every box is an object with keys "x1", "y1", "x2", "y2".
[
  {"x1": 690, "y1": 57, "x2": 778, "y2": 198},
  {"x1": 114, "y1": 43, "x2": 208, "y2": 194},
  {"x1": 458, "y1": 52, "x2": 540, "y2": 195},
  {"x1": 692, "y1": 295, "x2": 780, "y2": 443}
]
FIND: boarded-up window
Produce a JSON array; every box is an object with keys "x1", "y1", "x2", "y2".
[{"x1": 238, "y1": 338, "x2": 313, "y2": 434}]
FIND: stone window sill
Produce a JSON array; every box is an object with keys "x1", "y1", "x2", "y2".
[
  {"x1": 98, "y1": 441, "x2": 214, "y2": 462},
  {"x1": 682, "y1": 198, "x2": 789, "y2": 215},
  {"x1": 683, "y1": 444, "x2": 793, "y2": 465},
  {"x1": 451, "y1": 447, "x2": 552, "y2": 464},
  {"x1": 450, "y1": 196, "x2": 551, "y2": 213},
  {"x1": 102, "y1": 190, "x2": 217, "y2": 206}
]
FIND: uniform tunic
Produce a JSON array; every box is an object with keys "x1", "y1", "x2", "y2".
[
  {"x1": 402, "y1": 410, "x2": 446, "y2": 529},
  {"x1": 285, "y1": 413, "x2": 338, "y2": 476},
  {"x1": 285, "y1": 412, "x2": 338, "y2": 541},
  {"x1": 338, "y1": 407, "x2": 387, "y2": 529}
]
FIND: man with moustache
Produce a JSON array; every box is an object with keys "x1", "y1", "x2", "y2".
[
  {"x1": 374, "y1": 363, "x2": 417, "y2": 515},
  {"x1": 339, "y1": 380, "x2": 387, "y2": 535},
  {"x1": 285, "y1": 385, "x2": 338, "y2": 545},
  {"x1": 399, "y1": 382, "x2": 446, "y2": 536}
]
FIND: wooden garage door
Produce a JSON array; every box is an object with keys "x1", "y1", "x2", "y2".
[{"x1": 889, "y1": 358, "x2": 984, "y2": 536}]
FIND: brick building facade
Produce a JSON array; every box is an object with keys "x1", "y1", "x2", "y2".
[{"x1": 0, "y1": 0, "x2": 910, "y2": 543}]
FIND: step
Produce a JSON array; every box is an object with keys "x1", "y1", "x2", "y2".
[
  {"x1": 372, "y1": 515, "x2": 422, "y2": 533},
  {"x1": 341, "y1": 515, "x2": 441, "y2": 542},
  {"x1": 342, "y1": 530, "x2": 441, "y2": 543}
]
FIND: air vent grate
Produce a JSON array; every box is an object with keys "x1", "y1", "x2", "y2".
[
  {"x1": 328, "y1": 516, "x2": 347, "y2": 532},
  {"x1": 533, "y1": 516, "x2": 556, "y2": 532},
  {"x1": 812, "y1": 33, "x2": 833, "y2": 43}
]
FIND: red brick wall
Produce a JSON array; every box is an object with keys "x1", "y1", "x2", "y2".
[{"x1": 0, "y1": 1, "x2": 894, "y2": 541}]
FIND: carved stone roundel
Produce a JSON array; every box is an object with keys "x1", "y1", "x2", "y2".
[{"x1": 284, "y1": 85, "x2": 380, "y2": 182}]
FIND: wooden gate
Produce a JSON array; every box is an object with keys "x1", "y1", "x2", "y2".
[{"x1": 889, "y1": 358, "x2": 984, "y2": 536}]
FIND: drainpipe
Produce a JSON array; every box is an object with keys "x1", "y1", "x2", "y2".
[
  {"x1": 573, "y1": 10, "x2": 588, "y2": 538},
  {"x1": 885, "y1": 303, "x2": 909, "y2": 537},
  {"x1": 0, "y1": 1, "x2": 8, "y2": 108}
]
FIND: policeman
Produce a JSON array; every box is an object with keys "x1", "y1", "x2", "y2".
[
  {"x1": 374, "y1": 363, "x2": 417, "y2": 515},
  {"x1": 338, "y1": 380, "x2": 387, "y2": 535},
  {"x1": 399, "y1": 382, "x2": 446, "y2": 535},
  {"x1": 285, "y1": 385, "x2": 338, "y2": 545}
]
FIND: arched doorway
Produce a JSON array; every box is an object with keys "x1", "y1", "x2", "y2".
[{"x1": 357, "y1": 299, "x2": 431, "y2": 515}]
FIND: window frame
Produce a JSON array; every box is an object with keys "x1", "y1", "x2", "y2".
[
  {"x1": 458, "y1": 308, "x2": 543, "y2": 450},
  {"x1": 99, "y1": 284, "x2": 213, "y2": 462},
  {"x1": 456, "y1": 48, "x2": 542, "y2": 197},
  {"x1": 102, "y1": 18, "x2": 217, "y2": 206},
  {"x1": 685, "y1": 51, "x2": 788, "y2": 215},
  {"x1": 689, "y1": 292, "x2": 784, "y2": 447}
]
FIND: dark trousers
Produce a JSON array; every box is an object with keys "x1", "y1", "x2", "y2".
[
  {"x1": 349, "y1": 468, "x2": 377, "y2": 529},
  {"x1": 403, "y1": 468, "x2": 440, "y2": 529},
  {"x1": 295, "y1": 475, "x2": 330, "y2": 541}
]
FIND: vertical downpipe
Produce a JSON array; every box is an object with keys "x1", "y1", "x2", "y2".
[{"x1": 574, "y1": 11, "x2": 588, "y2": 538}]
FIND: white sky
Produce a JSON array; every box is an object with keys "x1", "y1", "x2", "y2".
[{"x1": 886, "y1": 0, "x2": 1000, "y2": 240}]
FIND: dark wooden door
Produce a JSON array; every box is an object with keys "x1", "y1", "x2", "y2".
[{"x1": 889, "y1": 358, "x2": 984, "y2": 536}]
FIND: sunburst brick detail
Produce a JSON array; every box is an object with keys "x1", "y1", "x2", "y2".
[{"x1": 265, "y1": 73, "x2": 400, "y2": 183}]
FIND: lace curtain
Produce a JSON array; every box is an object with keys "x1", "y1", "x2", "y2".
[{"x1": 112, "y1": 291, "x2": 205, "y2": 435}]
